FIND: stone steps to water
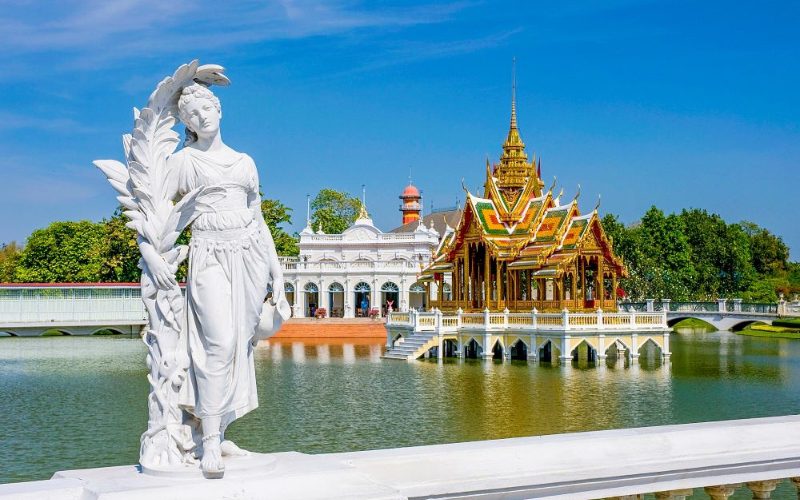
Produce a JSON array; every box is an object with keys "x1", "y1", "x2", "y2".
[{"x1": 383, "y1": 333, "x2": 437, "y2": 360}]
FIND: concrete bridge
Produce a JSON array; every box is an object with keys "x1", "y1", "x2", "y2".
[
  {"x1": 619, "y1": 298, "x2": 784, "y2": 331},
  {"x1": 0, "y1": 284, "x2": 147, "y2": 337}
]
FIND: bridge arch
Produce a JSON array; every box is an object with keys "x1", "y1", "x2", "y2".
[
  {"x1": 491, "y1": 339, "x2": 504, "y2": 360},
  {"x1": 730, "y1": 320, "x2": 767, "y2": 332},
  {"x1": 90, "y1": 327, "x2": 126, "y2": 336},
  {"x1": 509, "y1": 338, "x2": 529, "y2": 360},
  {"x1": 464, "y1": 338, "x2": 483, "y2": 359},
  {"x1": 668, "y1": 316, "x2": 710, "y2": 328},
  {"x1": 442, "y1": 339, "x2": 459, "y2": 358},
  {"x1": 605, "y1": 339, "x2": 629, "y2": 359},
  {"x1": 42, "y1": 328, "x2": 73, "y2": 336},
  {"x1": 538, "y1": 339, "x2": 560, "y2": 364},
  {"x1": 571, "y1": 339, "x2": 598, "y2": 363},
  {"x1": 638, "y1": 338, "x2": 663, "y2": 357}
]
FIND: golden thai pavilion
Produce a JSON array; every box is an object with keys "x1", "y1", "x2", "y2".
[{"x1": 422, "y1": 97, "x2": 627, "y2": 312}]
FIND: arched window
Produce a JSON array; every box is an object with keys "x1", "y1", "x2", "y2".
[
  {"x1": 354, "y1": 281, "x2": 371, "y2": 292},
  {"x1": 381, "y1": 281, "x2": 399, "y2": 292},
  {"x1": 409, "y1": 282, "x2": 425, "y2": 293},
  {"x1": 328, "y1": 282, "x2": 344, "y2": 292},
  {"x1": 284, "y1": 283, "x2": 295, "y2": 293},
  {"x1": 304, "y1": 282, "x2": 319, "y2": 293}
]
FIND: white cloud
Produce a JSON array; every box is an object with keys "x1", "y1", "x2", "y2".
[
  {"x1": 0, "y1": 0, "x2": 472, "y2": 62},
  {"x1": 0, "y1": 111, "x2": 95, "y2": 133}
]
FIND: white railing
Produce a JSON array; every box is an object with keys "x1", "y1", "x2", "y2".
[
  {"x1": 387, "y1": 308, "x2": 668, "y2": 333},
  {"x1": 0, "y1": 285, "x2": 147, "y2": 325},
  {"x1": 10, "y1": 415, "x2": 800, "y2": 499},
  {"x1": 279, "y1": 258, "x2": 422, "y2": 272},
  {"x1": 620, "y1": 298, "x2": 783, "y2": 316},
  {"x1": 299, "y1": 232, "x2": 434, "y2": 243}
]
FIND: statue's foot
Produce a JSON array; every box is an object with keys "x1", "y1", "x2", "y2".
[
  {"x1": 201, "y1": 434, "x2": 225, "y2": 479},
  {"x1": 220, "y1": 439, "x2": 250, "y2": 457}
]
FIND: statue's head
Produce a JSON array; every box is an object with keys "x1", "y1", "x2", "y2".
[{"x1": 178, "y1": 83, "x2": 222, "y2": 143}]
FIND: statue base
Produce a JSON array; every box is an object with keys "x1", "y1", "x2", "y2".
[{"x1": 139, "y1": 453, "x2": 276, "y2": 478}]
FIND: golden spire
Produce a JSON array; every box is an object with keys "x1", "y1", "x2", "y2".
[
  {"x1": 496, "y1": 57, "x2": 530, "y2": 192},
  {"x1": 510, "y1": 56, "x2": 517, "y2": 130}
]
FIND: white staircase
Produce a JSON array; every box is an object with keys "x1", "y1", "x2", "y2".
[{"x1": 382, "y1": 332, "x2": 438, "y2": 361}]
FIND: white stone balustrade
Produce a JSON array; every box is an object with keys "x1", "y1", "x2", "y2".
[
  {"x1": 5, "y1": 415, "x2": 800, "y2": 499},
  {"x1": 389, "y1": 308, "x2": 668, "y2": 333},
  {"x1": 279, "y1": 256, "x2": 421, "y2": 272}
]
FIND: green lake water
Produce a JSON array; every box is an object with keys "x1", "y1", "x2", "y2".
[{"x1": 3, "y1": 331, "x2": 800, "y2": 497}]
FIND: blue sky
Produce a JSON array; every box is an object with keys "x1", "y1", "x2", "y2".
[{"x1": 1, "y1": 1, "x2": 798, "y2": 257}]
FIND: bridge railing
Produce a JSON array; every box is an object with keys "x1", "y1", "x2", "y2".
[
  {"x1": 0, "y1": 285, "x2": 147, "y2": 324},
  {"x1": 387, "y1": 308, "x2": 668, "y2": 332},
  {"x1": 670, "y1": 301, "x2": 719, "y2": 312},
  {"x1": 618, "y1": 302, "x2": 647, "y2": 312},
  {"x1": 741, "y1": 302, "x2": 778, "y2": 314}
]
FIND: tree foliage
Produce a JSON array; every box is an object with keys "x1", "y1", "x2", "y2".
[
  {"x1": 15, "y1": 221, "x2": 109, "y2": 282},
  {"x1": 8, "y1": 195, "x2": 300, "y2": 283},
  {"x1": 261, "y1": 198, "x2": 299, "y2": 256},
  {"x1": 310, "y1": 188, "x2": 362, "y2": 234},
  {"x1": 0, "y1": 242, "x2": 21, "y2": 282},
  {"x1": 607, "y1": 206, "x2": 792, "y2": 301}
]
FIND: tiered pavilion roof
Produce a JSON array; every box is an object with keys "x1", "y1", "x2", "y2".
[{"x1": 423, "y1": 95, "x2": 626, "y2": 312}]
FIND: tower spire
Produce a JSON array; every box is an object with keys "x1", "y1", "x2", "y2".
[
  {"x1": 511, "y1": 56, "x2": 517, "y2": 130},
  {"x1": 359, "y1": 184, "x2": 369, "y2": 219}
]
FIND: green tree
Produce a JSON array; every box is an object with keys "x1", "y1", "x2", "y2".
[
  {"x1": 679, "y1": 209, "x2": 730, "y2": 298},
  {"x1": 740, "y1": 221, "x2": 789, "y2": 275},
  {"x1": 310, "y1": 188, "x2": 361, "y2": 234},
  {"x1": 0, "y1": 242, "x2": 21, "y2": 282},
  {"x1": 100, "y1": 208, "x2": 142, "y2": 282},
  {"x1": 15, "y1": 221, "x2": 108, "y2": 282},
  {"x1": 261, "y1": 198, "x2": 299, "y2": 256}
]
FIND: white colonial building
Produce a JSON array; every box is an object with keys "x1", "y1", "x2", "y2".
[{"x1": 280, "y1": 205, "x2": 448, "y2": 318}]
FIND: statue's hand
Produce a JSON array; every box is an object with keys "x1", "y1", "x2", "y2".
[{"x1": 147, "y1": 255, "x2": 178, "y2": 290}]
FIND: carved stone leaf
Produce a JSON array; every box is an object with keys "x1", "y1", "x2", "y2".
[
  {"x1": 122, "y1": 133, "x2": 132, "y2": 160},
  {"x1": 127, "y1": 159, "x2": 148, "y2": 182},
  {"x1": 107, "y1": 178, "x2": 131, "y2": 197},
  {"x1": 117, "y1": 195, "x2": 138, "y2": 211},
  {"x1": 196, "y1": 64, "x2": 231, "y2": 86}
]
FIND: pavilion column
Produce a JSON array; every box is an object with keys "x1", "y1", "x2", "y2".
[
  {"x1": 505, "y1": 264, "x2": 511, "y2": 308},
  {"x1": 424, "y1": 282, "x2": 431, "y2": 311},
  {"x1": 612, "y1": 273, "x2": 618, "y2": 304},
  {"x1": 571, "y1": 267, "x2": 577, "y2": 310},
  {"x1": 437, "y1": 275, "x2": 444, "y2": 304},
  {"x1": 494, "y1": 259, "x2": 501, "y2": 309},
  {"x1": 484, "y1": 250, "x2": 490, "y2": 309},
  {"x1": 580, "y1": 257, "x2": 586, "y2": 307},
  {"x1": 595, "y1": 257, "x2": 602, "y2": 305},
  {"x1": 454, "y1": 260, "x2": 460, "y2": 308},
  {"x1": 464, "y1": 246, "x2": 470, "y2": 305}
]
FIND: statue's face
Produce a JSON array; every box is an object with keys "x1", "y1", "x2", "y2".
[{"x1": 181, "y1": 97, "x2": 221, "y2": 139}]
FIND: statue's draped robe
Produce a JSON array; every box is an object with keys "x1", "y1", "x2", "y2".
[{"x1": 173, "y1": 148, "x2": 270, "y2": 428}]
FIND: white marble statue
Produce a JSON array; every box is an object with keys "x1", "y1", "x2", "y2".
[{"x1": 95, "y1": 61, "x2": 290, "y2": 479}]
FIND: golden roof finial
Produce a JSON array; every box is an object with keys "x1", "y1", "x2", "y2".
[{"x1": 510, "y1": 56, "x2": 517, "y2": 130}]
